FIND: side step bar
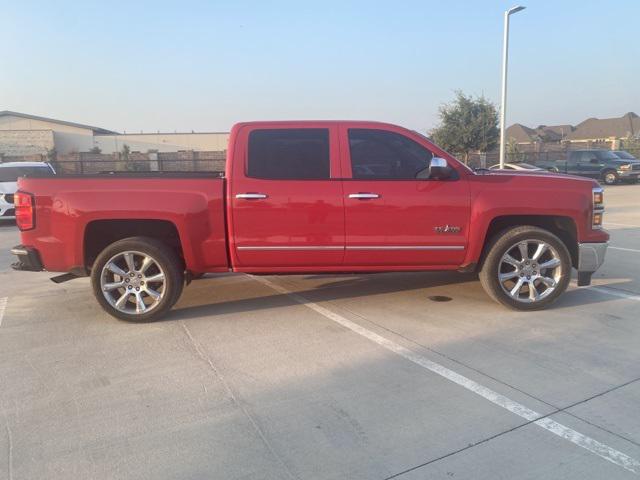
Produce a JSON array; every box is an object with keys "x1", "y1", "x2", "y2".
[{"x1": 50, "y1": 273, "x2": 81, "y2": 284}]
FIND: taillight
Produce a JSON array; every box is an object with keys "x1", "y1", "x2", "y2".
[{"x1": 14, "y1": 191, "x2": 35, "y2": 231}]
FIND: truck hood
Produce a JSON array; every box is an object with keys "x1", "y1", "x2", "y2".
[
  {"x1": 476, "y1": 169, "x2": 599, "y2": 186},
  {"x1": 609, "y1": 159, "x2": 640, "y2": 167}
]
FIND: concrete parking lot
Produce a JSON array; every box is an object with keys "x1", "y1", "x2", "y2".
[{"x1": 1, "y1": 184, "x2": 639, "y2": 480}]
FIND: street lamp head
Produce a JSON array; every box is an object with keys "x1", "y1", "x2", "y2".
[{"x1": 507, "y1": 5, "x2": 526, "y2": 15}]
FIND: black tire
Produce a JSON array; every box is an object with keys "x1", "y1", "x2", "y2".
[
  {"x1": 90, "y1": 236, "x2": 184, "y2": 322},
  {"x1": 602, "y1": 170, "x2": 618, "y2": 185},
  {"x1": 479, "y1": 226, "x2": 572, "y2": 311}
]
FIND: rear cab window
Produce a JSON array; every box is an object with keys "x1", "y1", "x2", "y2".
[{"x1": 247, "y1": 129, "x2": 330, "y2": 180}]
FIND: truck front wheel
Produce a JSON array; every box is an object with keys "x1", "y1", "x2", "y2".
[
  {"x1": 602, "y1": 170, "x2": 618, "y2": 185},
  {"x1": 479, "y1": 226, "x2": 571, "y2": 310},
  {"x1": 90, "y1": 237, "x2": 184, "y2": 322}
]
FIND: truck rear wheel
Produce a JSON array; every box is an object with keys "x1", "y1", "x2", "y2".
[
  {"x1": 479, "y1": 226, "x2": 571, "y2": 310},
  {"x1": 90, "y1": 237, "x2": 184, "y2": 322}
]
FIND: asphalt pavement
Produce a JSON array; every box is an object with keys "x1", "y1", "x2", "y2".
[{"x1": 1, "y1": 184, "x2": 639, "y2": 480}]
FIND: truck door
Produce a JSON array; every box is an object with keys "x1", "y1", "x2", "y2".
[
  {"x1": 228, "y1": 125, "x2": 345, "y2": 269},
  {"x1": 339, "y1": 125, "x2": 470, "y2": 267},
  {"x1": 577, "y1": 152, "x2": 603, "y2": 178}
]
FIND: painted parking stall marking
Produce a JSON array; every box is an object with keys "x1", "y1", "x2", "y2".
[
  {"x1": 584, "y1": 285, "x2": 640, "y2": 302},
  {"x1": 610, "y1": 246, "x2": 640, "y2": 254},
  {"x1": 253, "y1": 276, "x2": 640, "y2": 475},
  {"x1": 605, "y1": 222, "x2": 640, "y2": 228},
  {"x1": 0, "y1": 297, "x2": 7, "y2": 327}
]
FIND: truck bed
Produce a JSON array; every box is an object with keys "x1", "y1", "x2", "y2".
[{"x1": 17, "y1": 175, "x2": 229, "y2": 274}]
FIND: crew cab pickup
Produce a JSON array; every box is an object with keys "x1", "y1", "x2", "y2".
[
  {"x1": 12, "y1": 121, "x2": 609, "y2": 321},
  {"x1": 539, "y1": 149, "x2": 640, "y2": 185}
]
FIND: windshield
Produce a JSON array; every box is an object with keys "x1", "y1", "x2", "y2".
[
  {"x1": 613, "y1": 151, "x2": 636, "y2": 160},
  {"x1": 0, "y1": 165, "x2": 54, "y2": 182}
]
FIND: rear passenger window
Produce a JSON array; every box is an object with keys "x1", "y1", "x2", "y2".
[
  {"x1": 248, "y1": 129, "x2": 330, "y2": 179},
  {"x1": 348, "y1": 129, "x2": 433, "y2": 179}
]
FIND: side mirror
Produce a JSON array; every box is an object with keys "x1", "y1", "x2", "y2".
[{"x1": 429, "y1": 157, "x2": 451, "y2": 180}]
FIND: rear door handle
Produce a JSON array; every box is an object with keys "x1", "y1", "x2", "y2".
[
  {"x1": 236, "y1": 193, "x2": 268, "y2": 200},
  {"x1": 348, "y1": 193, "x2": 380, "y2": 199}
]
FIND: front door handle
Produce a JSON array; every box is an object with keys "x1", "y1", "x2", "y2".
[
  {"x1": 236, "y1": 193, "x2": 268, "y2": 200},
  {"x1": 348, "y1": 193, "x2": 380, "y2": 199}
]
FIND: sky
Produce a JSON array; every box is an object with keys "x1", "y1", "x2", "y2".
[{"x1": 1, "y1": 0, "x2": 639, "y2": 134}]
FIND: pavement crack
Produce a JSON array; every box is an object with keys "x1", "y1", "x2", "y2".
[
  {"x1": 383, "y1": 420, "x2": 533, "y2": 480},
  {"x1": 383, "y1": 379, "x2": 640, "y2": 480},
  {"x1": 178, "y1": 321, "x2": 299, "y2": 480},
  {"x1": 309, "y1": 300, "x2": 640, "y2": 476},
  {"x1": 4, "y1": 417, "x2": 12, "y2": 480},
  {"x1": 335, "y1": 302, "x2": 640, "y2": 449}
]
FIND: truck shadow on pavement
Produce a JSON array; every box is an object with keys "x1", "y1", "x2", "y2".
[{"x1": 167, "y1": 271, "x2": 627, "y2": 322}]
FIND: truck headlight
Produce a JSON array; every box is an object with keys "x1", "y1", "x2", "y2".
[
  {"x1": 592, "y1": 187, "x2": 604, "y2": 229},
  {"x1": 619, "y1": 164, "x2": 632, "y2": 170},
  {"x1": 593, "y1": 188, "x2": 604, "y2": 207}
]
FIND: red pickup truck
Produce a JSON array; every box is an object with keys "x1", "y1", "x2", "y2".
[{"x1": 11, "y1": 121, "x2": 609, "y2": 321}]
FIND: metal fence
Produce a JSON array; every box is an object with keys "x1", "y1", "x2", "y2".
[
  {"x1": 52, "y1": 159, "x2": 226, "y2": 175},
  {"x1": 52, "y1": 151, "x2": 227, "y2": 175},
  {"x1": 466, "y1": 148, "x2": 640, "y2": 169},
  {"x1": 3, "y1": 147, "x2": 640, "y2": 174}
]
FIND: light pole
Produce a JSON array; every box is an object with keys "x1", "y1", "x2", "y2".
[{"x1": 499, "y1": 5, "x2": 526, "y2": 169}]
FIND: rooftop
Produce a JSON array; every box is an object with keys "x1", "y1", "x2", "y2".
[{"x1": 0, "y1": 110, "x2": 118, "y2": 135}]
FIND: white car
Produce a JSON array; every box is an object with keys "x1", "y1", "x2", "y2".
[{"x1": 0, "y1": 162, "x2": 56, "y2": 220}]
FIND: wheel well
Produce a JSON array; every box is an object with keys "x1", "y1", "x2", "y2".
[
  {"x1": 84, "y1": 219, "x2": 183, "y2": 270},
  {"x1": 482, "y1": 215, "x2": 578, "y2": 268}
]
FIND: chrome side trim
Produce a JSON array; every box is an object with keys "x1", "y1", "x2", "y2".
[
  {"x1": 10, "y1": 247, "x2": 28, "y2": 256},
  {"x1": 347, "y1": 245, "x2": 465, "y2": 251},
  {"x1": 237, "y1": 245, "x2": 466, "y2": 251},
  {"x1": 237, "y1": 246, "x2": 344, "y2": 251}
]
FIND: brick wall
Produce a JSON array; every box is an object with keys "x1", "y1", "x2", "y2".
[{"x1": 0, "y1": 130, "x2": 55, "y2": 156}]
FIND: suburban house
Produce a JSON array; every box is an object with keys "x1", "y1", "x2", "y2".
[
  {"x1": 506, "y1": 112, "x2": 639, "y2": 150},
  {"x1": 0, "y1": 111, "x2": 229, "y2": 156}
]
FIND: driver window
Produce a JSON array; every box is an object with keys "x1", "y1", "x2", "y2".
[{"x1": 348, "y1": 129, "x2": 433, "y2": 179}]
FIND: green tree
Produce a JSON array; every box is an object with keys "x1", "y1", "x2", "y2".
[
  {"x1": 622, "y1": 134, "x2": 640, "y2": 153},
  {"x1": 89, "y1": 146, "x2": 102, "y2": 154},
  {"x1": 430, "y1": 91, "x2": 499, "y2": 164},
  {"x1": 45, "y1": 147, "x2": 57, "y2": 162},
  {"x1": 506, "y1": 137, "x2": 520, "y2": 162}
]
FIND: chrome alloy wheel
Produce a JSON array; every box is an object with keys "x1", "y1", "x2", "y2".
[
  {"x1": 100, "y1": 250, "x2": 166, "y2": 315},
  {"x1": 498, "y1": 239, "x2": 563, "y2": 303},
  {"x1": 604, "y1": 172, "x2": 617, "y2": 185}
]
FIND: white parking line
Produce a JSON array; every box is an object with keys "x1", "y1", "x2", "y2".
[
  {"x1": 0, "y1": 297, "x2": 7, "y2": 327},
  {"x1": 583, "y1": 285, "x2": 640, "y2": 302},
  {"x1": 605, "y1": 222, "x2": 640, "y2": 228},
  {"x1": 610, "y1": 246, "x2": 640, "y2": 253},
  {"x1": 253, "y1": 276, "x2": 640, "y2": 475}
]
